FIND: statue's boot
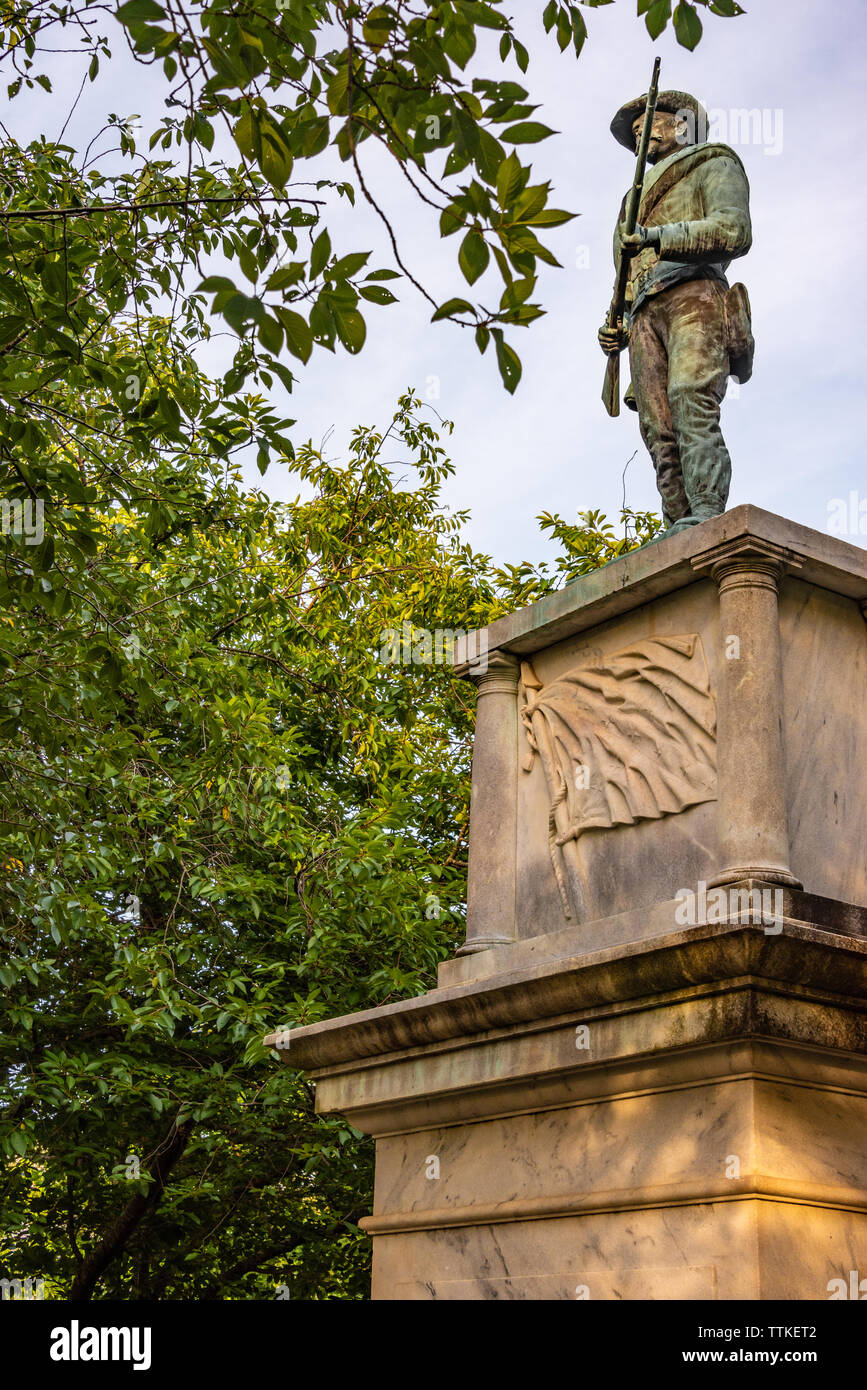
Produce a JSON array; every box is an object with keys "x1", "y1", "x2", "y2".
[{"x1": 663, "y1": 499, "x2": 724, "y2": 535}]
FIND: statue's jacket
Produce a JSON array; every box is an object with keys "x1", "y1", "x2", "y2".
[{"x1": 613, "y1": 141, "x2": 752, "y2": 324}]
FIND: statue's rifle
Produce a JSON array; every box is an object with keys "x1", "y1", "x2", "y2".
[{"x1": 602, "y1": 55, "x2": 661, "y2": 418}]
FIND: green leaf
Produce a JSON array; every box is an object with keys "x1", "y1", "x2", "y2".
[
  {"x1": 571, "y1": 8, "x2": 588, "y2": 56},
  {"x1": 329, "y1": 252, "x2": 371, "y2": 280},
  {"x1": 645, "y1": 0, "x2": 672, "y2": 39},
  {"x1": 72, "y1": 529, "x2": 99, "y2": 557},
  {"x1": 502, "y1": 121, "x2": 556, "y2": 144},
  {"x1": 197, "y1": 276, "x2": 237, "y2": 294},
  {"x1": 309, "y1": 296, "x2": 335, "y2": 346},
  {"x1": 496, "y1": 151, "x2": 523, "y2": 208},
  {"x1": 260, "y1": 123, "x2": 294, "y2": 188},
  {"x1": 443, "y1": 23, "x2": 476, "y2": 68},
  {"x1": 115, "y1": 0, "x2": 166, "y2": 22},
  {"x1": 267, "y1": 359, "x2": 297, "y2": 394},
  {"x1": 274, "y1": 308, "x2": 313, "y2": 363},
  {"x1": 309, "y1": 230, "x2": 331, "y2": 280},
  {"x1": 299, "y1": 116, "x2": 330, "y2": 158},
  {"x1": 492, "y1": 329, "x2": 522, "y2": 393},
  {"x1": 326, "y1": 65, "x2": 349, "y2": 116},
  {"x1": 194, "y1": 113, "x2": 214, "y2": 151},
  {"x1": 363, "y1": 6, "x2": 393, "y2": 48},
  {"x1": 257, "y1": 314, "x2": 283, "y2": 355},
  {"x1": 265, "y1": 263, "x2": 305, "y2": 292},
  {"x1": 476, "y1": 127, "x2": 505, "y2": 184},
  {"x1": 440, "y1": 204, "x2": 466, "y2": 238},
  {"x1": 513, "y1": 182, "x2": 548, "y2": 222},
  {"x1": 673, "y1": 1, "x2": 703, "y2": 48},
  {"x1": 219, "y1": 292, "x2": 262, "y2": 334},
  {"x1": 33, "y1": 537, "x2": 55, "y2": 572},
  {"x1": 334, "y1": 308, "x2": 367, "y2": 354},
  {"x1": 453, "y1": 104, "x2": 481, "y2": 157},
  {"x1": 359, "y1": 285, "x2": 397, "y2": 305},
  {"x1": 443, "y1": 146, "x2": 471, "y2": 177},
  {"x1": 527, "y1": 208, "x2": 576, "y2": 227},
  {"x1": 462, "y1": 1, "x2": 509, "y2": 28},
  {"x1": 500, "y1": 277, "x2": 535, "y2": 311},
  {"x1": 458, "y1": 231, "x2": 490, "y2": 285},
  {"x1": 234, "y1": 108, "x2": 259, "y2": 162},
  {"x1": 431, "y1": 297, "x2": 474, "y2": 322}
]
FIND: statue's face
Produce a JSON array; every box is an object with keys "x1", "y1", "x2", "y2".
[{"x1": 632, "y1": 110, "x2": 685, "y2": 163}]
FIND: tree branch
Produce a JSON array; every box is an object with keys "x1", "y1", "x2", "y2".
[{"x1": 67, "y1": 1117, "x2": 194, "y2": 1301}]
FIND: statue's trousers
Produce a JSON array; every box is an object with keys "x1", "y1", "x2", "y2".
[{"x1": 629, "y1": 278, "x2": 732, "y2": 526}]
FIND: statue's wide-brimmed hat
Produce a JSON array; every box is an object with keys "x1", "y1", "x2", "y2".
[{"x1": 610, "y1": 89, "x2": 708, "y2": 150}]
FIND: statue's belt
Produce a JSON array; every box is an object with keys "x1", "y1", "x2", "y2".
[{"x1": 630, "y1": 262, "x2": 728, "y2": 312}]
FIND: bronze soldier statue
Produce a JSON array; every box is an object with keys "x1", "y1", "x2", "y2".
[{"x1": 599, "y1": 86, "x2": 754, "y2": 534}]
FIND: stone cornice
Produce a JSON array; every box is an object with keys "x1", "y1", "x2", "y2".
[
  {"x1": 459, "y1": 506, "x2": 867, "y2": 659},
  {"x1": 266, "y1": 915, "x2": 867, "y2": 1074}
]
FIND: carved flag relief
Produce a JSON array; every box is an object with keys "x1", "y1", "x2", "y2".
[{"x1": 520, "y1": 635, "x2": 717, "y2": 918}]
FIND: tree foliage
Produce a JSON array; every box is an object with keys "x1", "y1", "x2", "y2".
[{"x1": 0, "y1": 382, "x2": 491, "y2": 1299}]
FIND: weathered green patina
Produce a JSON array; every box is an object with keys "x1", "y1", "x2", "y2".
[{"x1": 599, "y1": 90, "x2": 754, "y2": 533}]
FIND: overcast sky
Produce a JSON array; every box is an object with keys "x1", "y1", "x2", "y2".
[{"x1": 9, "y1": 0, "x2": 866, "y2": 567}]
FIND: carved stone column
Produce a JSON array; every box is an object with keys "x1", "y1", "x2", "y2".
[
  {"x1": 456, "y1": 650, "x2": 520, "y2": 954},
  {"x1": 692, "y1": 537, "x2": 803, "y2": 888}
]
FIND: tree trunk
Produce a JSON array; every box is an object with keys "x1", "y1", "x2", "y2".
[{"x1": 68, "y1": 1118, "x2": 193, "y2": 1301}]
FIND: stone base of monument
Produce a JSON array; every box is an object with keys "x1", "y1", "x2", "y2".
[{"x1": 267, "y1": 508, "x2": 867, "y2": 1300}]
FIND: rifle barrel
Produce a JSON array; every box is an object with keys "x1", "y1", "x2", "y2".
[
  {"x1": 606, "y1": 55, "x2": 661, "y2": 334},
  {"x1": 602, "y1": 56, "x2": 662, "y2": 416}
]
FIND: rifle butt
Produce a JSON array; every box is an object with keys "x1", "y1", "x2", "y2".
[{"x1": 602, "y1": 351, "x2": 621, "y2": 418}]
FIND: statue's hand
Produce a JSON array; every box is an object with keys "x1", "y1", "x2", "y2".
[
  {"x1": 617, "y1": 223, "x2": 660, "y2": 258},
  {"x1": 598, "y1": 323, "x2": 628, "y2": 355}
]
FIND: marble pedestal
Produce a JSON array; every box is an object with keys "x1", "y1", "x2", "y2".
[{"x1": 266, "y1": 507, "x2": 867, "y2": 1300}]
